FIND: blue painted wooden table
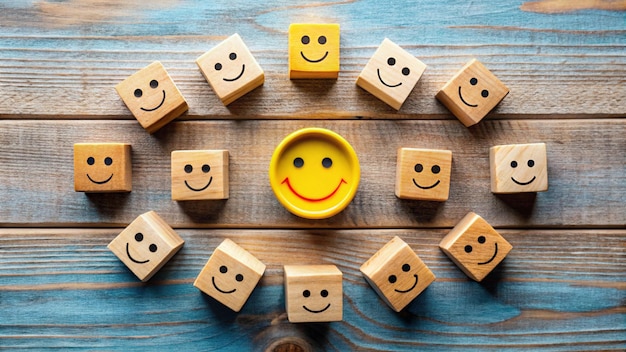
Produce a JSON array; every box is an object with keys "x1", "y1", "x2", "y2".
[{"x1": 0, "y1": 1, "x2": 624, "y2": 350}]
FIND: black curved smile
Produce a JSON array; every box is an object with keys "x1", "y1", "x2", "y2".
[
  {"x1": 413, "y1": 179, "x2": 440, "y2": 190},
  {"x1": 126, "y1": 243, "x2": 150, "y2": 264},
  {"x1": 458, "y1": 86, "x2": 478, "y2": 107},
  {"x1": 212, "y1": 276, "x2": 236, "y2": 294},
  {"x1": 478, "y1": 243, "x2": 498, "y2": 265},
  {"x1": 184, "y1": 176, "x2": 213, "y2": 192},
  {"x1": 300, "y1": 51, "x2": 328, "y2": 63},
  {"x1": 140, "y1": 90, "x2": 166, "y2": 112},
  {"x1": 223, "y1": 65, "x2": 246, "y2": 82},
  {"x1": 394, "y1": 274, "x2": 418, "y2": 293},
  {"x1": 303, "y1": 303, "x2": 330, "y2": 313},
  {"x1": 377, "y1": 69, "x2": 402, "y2": 88},
  {"x1": 87, "y1": 173, "x2": 113, "y2": 185},
  {"x1": 511, "y1": 176, "x2": 536, "y2": 186}
]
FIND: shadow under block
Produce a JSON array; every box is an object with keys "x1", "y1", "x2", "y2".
[
  {"x1": 360, "y1": 236, "x2": 435, "y2": 312},
  {"x1": 395, "y1": 147, "x2": 452, "y2": 201},
  {"x1": 74, "y1": 143, "x2": 132, "y2": 193},
  {"x1": 115, "y1": 61, "x2": 188, "y2": 133},
  {"x1": 288, "y1": 23, "x2": 340, "y2": 79},
  {"x1": 435, "y1": 59, "x2": 509, "y2": 127},
  {"x1": 439, "y1": 212, "x2": 512, "y2": 282},
  {"x1": 108, "y1": 211, "x2": 184, "y2": 282},
  {"x1": 284, "y1": 265, "x2": 343, "y2": 323},
  {"x1": 356, "y1": 38, "x2": 426, "y2": 110},
  {"x1": 171, "y1": 150, "x2": 229, "y2": 201},
  {"x1": 196, "y1": 34, "x2": 265, "y2": 106},
  {"x1": 194, "y1": 239, "x2": 266, "y2": 312},
  {"x1": 490, "y1": 143, "x2": 548, "y2": 194}
]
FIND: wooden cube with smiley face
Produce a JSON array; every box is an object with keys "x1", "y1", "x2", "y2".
[
  {"x1": 356, "y1": 38, "x2": 427, "y2": 110},
  {"x1": 284, "y1": 265, "x2": 343, "y2": 323},
  {"x1": 395, "y1": 148, "x2": 452, "y2": 202},
  {"x1": 194, "y1": 239, "x2": 266, "y2": 312},
  {"x1": 171, "y1": 150, "x2": 229, "y2": 201},
  {"x1": 196, "y1": 34, "x2": 265, "y2": 106},
  {"x1": 439, "y1": 212, "x2": 512, "y2": 282},
  {"x1": 108, "y1": 211, "x2": 185, "y2": 282},
  {"x1": 490, "y1": 143, "x2": 548, "y2": 194},
  {"x1": 360, "y1": 236, "x2": 435, "y2": 312},
  {"x1": 115, "y1": 61, "x2": 188, "y2": 133},
  {"x1": 288, "y1": 23, "x2": 340, "y2": 79},
  {"x1": 74, "y1": 143, "x2": 132, "y2": 193},
  {"x1": 436, "y1": 59, "x2": 509, "y2": 127}
]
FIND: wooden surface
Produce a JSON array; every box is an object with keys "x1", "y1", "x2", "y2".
[{"x1": 0, "y1": 0, "x2": 624, "y2": 350}]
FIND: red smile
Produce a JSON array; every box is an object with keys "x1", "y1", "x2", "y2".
[{"x1": 282, "y1": 177, "x2": 347, "y2": 202}]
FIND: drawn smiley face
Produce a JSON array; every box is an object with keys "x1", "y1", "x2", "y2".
[
  {"x1": 490, "y1": 143, "x2": 548, "y2": 194},
  {"x1": 302, "y1": 288, "x2": 331, "y2": 313},
  {"x1": 458, "y1": 76, "x2": 489, "y2": 108},
  {"x1": 85, "y1": 155, "x2": 114, "y2": 185},
  {"x1": 269, "y1": 128, "x2": 360, "y2": 219},
  {"x1": 395, "y1": 148, "x2": 452, "y2": 202},
  {"x1": 171, "y1": 150, "x2": 229, "y2": 201},
  {"x1": 74, "y1": 143, "x2": 132, "y2": 193},
  {"x1": 288, "y1": 24, "x2": 340, "y2": 79},
  {"x1": 212, "y1": 264, "x2": 244, "y2": 294},
  {"x1": 126, "y1": 232, "x2": 158, "y2": 264},
  {"x1": 377, "y1": 56, "x2": 411, "y2": 88}
]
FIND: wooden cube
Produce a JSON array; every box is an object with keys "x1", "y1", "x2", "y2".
[
  {"x1": 436, "y1": 59, "x2": 509, "y2": 127},
  {"x1": 108, "y1": 211, "x2": 184, "y2": 282},
  {"x1": 284, "y1": 265, "x2": 342, "y2": 323},
  {"x1": 360, "y1": 236, "x2": 435, "y2": 312},
  {"x1": 115, "y1": 61, "x2": 188, "y2": 133},
  {"x1": 490, "y1": 143, "x2": 548, "y2": 194},
  {"x1": 196, "y1": 34, "x2": 265, "y2": 106},
  {"x1": 439, "y1": 212, "x2": 512, "y2": 282},
  {"x1": 74, "y1": 143, "x2": 132, "y2": 193},
  {"x1": 194, "y1": 239, "x2": 266, "y2": 312},
  {"x1": 288, "y1": 23, "x2": 340, "y2": 79},
  {"x1": 356, "y1": 38, "x2": 427, "y2": 110},
  {"x1": 395, "y1": 148, "x2": 452, "y2": 201},
  {"x1": 171, "y1": 150, "x2": 229, "y2": 201}
]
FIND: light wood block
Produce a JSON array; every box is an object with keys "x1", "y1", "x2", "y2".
[
  {"x1": 284, "y1": 265, "x2": 342, "y2": 323},
  {"x1": 107, "y1": 211, "x2": 184, "y2": 282},
  {"x1": 171, "y1": 150, "x2": 229, "y2": 201},
  {"x1": 490, "y1": 143, "x2": 548, "y2": 194},
  {"x1": 196, "y1": 34, "x2": 265, "y2": 106},
  {"x1": 288, "y1": 23, "x2": 340, "y2": 79},
  {"x1": 115, "y1": 61, "x2": 188, "y2": 133},
  {"x1": 360, "y1": 236, "x2": 435, "y2": 312},
  {"x1": 439, "y1": 212, "x2": 512, "y2": 282},
  {"x1": 73, "y1": 143, "x2": 131, "y2": 193},
  {"x1": 436, "y1": 59, "x2": 509, "y2": 127},
  {"x1": 194, "y1": 239, "x2": 266, "y2": 312},
  {"x1": 356, "y1": 38, "x2": 426, "y2": 110},
  {"x1": 395, "y1": 148, "x2": 452, "y2": 201}
]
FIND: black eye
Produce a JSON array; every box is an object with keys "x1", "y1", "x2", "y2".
[
  {"x1": 149, "y1": 80, "x2": 158, "y2": 89},
  {"x1": 431, "y1": 165, "x2": 440, "y2": 174},
  {"x1": 481, "y1": 90, "x2": 489, "y2": 98},
  {"x1": 528, "y1": 160, "x2": 535, "y2": 167},
  {"x1": 235, "y1": 274, "x2": 244, "y2": 282},
  {"x1": 293, "y1": 157, "x2": 304, "y2": 168},
  {"x1": 229, "y1": 52, "x2": 237, "y2": 60},
  {"x1": 402, "y1": 67, "x2": 410, "y2": 76},
  {"x1": 149, "y1": 244, "x2": 157, "y2": 252},
  {"x1": 388, "y1": 275, "x2": 397, "y2": 283},
  {"x1": 510, "y1": 160, "x2": 518, "y2": 168},
  {"x1": 303, "y1": 289, "x2": 310, "y2": 297},
  {"x1": 202, "y1": 164, "x2": 210, "y2": 173},
  {"x1": 322, "y1": 157, "x2": 332, "y2": 168},
  {"x1": 104, "y1": 157, "x2": 112, "y2": 166},
  {"x1": 465, "y1": 245, "x2": 473, "y2": 253},
  {"x1": 320, "y1": 289, "x2": 328, "y2": 297},
  {"x1": 318, "y1": 36, "x2": 326, "y2": 45},
  {"x1": 470, "y1": 77, "x2": 478, "y2": 85},
  {"x1": 414, "y1": 164, "x2": 423, "y2": 173},
  {"x1": 220, "y1": 265, "x2": 228, "y2": 274},
  {"x1": 387, "y1": 57, "x2": 396, "y2": 66},
  {"x1": 215, "y1": 63, "x2": 222, "y2": 71},
  {"x1": 135, "y1": 233, "x2": 143, "y2": 242},
  {"x1": 478, "y1": 236, "x2": 486, "y2": 244},
  {"x1": 301, "y1": 35, "x2": 310, "y2": 45},
  {"x1": 184, "y1": 164, "x2": 193, "y2": 173},
  {"x1": 134, "y1": 89, "x2": 143, "y2": 98},
  {"x1": 87, "y1": 157, "x2": 95, "y2": 165},
  {"x1": 402, "y1": 263, "x2": 411, "y2": 272}
]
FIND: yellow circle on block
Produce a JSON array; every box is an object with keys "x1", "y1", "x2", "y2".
[{"x1": 269, "y1": 128, "x2": 360, "y2": 219}]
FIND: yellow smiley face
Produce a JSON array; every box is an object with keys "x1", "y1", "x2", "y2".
[{"x1": 269, "y1": 128, "x2": 360, "y2": 219}]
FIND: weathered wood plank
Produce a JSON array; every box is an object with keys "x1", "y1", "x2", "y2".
[
  {"x1": 0, "y1": 228, "x2": 623, "y2": 351},
  {"x1": 0, "y1": 119, "x2": 623, "y2": 228}
]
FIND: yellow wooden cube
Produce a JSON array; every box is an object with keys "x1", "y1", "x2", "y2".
[
  {"x1": 356, "y1": 38, "x2": 427, "y2": 110},
  {"x1": 490, "y1": 143, "x2": 548, "y2": 194},
  {"x1": 115, "y1": 61, "x2": 188, "y2": 133},
  {"x1": 74, "y1": 143, "x2": 132, "y2": 193},
  {"x1": 171, "y1": 150, "x2": 229, "y2": 201},
  {"x1": 108, "y1": 211, "x2": 184, "y2": 282},
  {"x1": 395, "y1": 148, "x2": 452, "y2": 201},
  {"x1": 196, "y1": 34, "x2": 265, "y2": 105},
  {"x1": 288, "y1": 23, "x2": 340, "y2": 79},
  {"x1": 360, "y1": 236, "x2": 435, "y2": 312},
  {"x1": 284, "y1": 265, "x2": 342, "y2": 323},
  {"x1": 194, "y1": 239, "x2": 266, "y2": 312},
  {"x1": 439, "y1": 212, "x2": 512, "y2": 282},
  {"x1": 436, "y1": 59, "x2": 509, "y2": 127}
]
